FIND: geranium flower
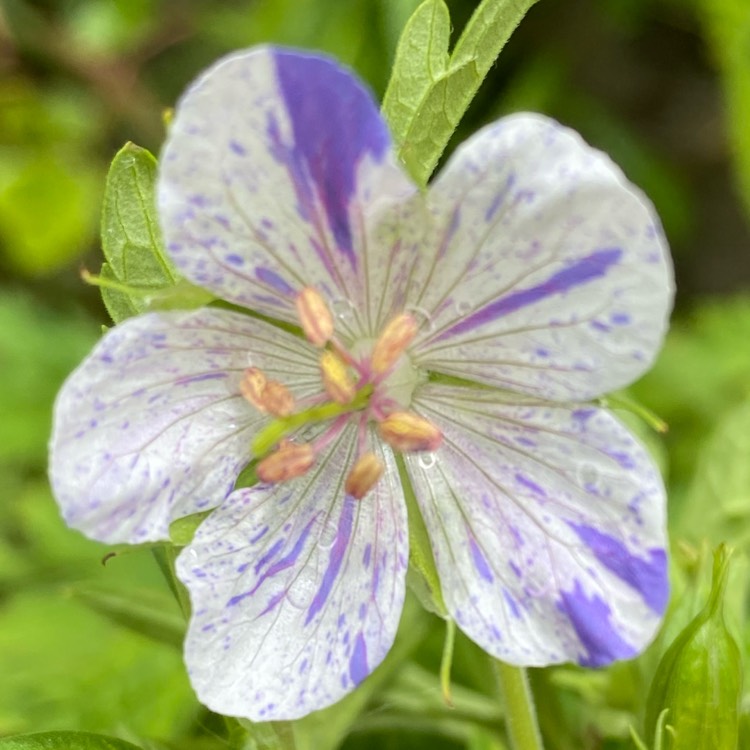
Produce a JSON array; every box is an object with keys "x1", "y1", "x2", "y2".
[{"x1": 50, "y1": 47, "x2": 673, "y2": 721}]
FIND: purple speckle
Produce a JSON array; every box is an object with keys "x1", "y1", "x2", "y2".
[
  {"x1": 229, "y1": 140, "x2": 247, "y2": 155},
  {"x1": 256, "y1": 267, "x2": 295, "y2": 295},
  {"x1": 515, "y1": 473, "x2": 546, "y2": 497},
  {"x1": 348, "y1": 632, "x2": 369, "y2": 685},
  {"x1": 610, "y1": 312, "x2": 631, "y2": 325},
  {"x1": 226, "y1": 253, "x2": 245, "y2": 266},
  {"x1": 362, "y1": 543, "x2": 371, "y2": 568},
  {"x1": 469, "y1": 537, "x2": 494, "y2": 583}
]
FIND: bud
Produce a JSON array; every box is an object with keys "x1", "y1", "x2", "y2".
[
  {"x1": 296, "y1": 286, "x2": 334, "y2": 347},
  {"x1": 645, "y1": 545, "x2": 742, "y2": 750},
  {"x1": 371, "y1": 313, "x2": 417, "y2": 375},
  {"x1": 345, "y1": 453, "x2": 384, "y2": 499},
  {"x1": 320, "y1": 350, "x2": 356, "y2": 404},
  {"x1": 378, "y1": 411, "x2": 442, "y2": 452},
  {"x1": 257, "y1": 441, "x2": 315, "y2": 483}
]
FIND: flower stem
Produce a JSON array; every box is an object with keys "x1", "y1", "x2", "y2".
[{"x1": 493, "y1": 661, "x2": 544, "y2": 750}]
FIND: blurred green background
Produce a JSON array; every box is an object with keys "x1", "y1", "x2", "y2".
[{"x1": 1, "y1": 0, "x2": 749, "y2": 748}]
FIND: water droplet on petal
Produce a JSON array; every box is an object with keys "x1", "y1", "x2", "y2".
[
  {"x1": 418, "y1": 452, "x2": 436, "y2": 470},
  {"x1": 453, "y1": 299, "x2": 472, "y2": 316},
  {"x1": 287, "y1": 564, "x2": 320, "y2": 610},
  {"x1": 404, "y1": 305, "x2": 433, "y2": 333},
  {"x1": 576, "y1": 462, "x2": 599, "y2": 488},
  {"x1": 332, "y1": 298, "x2": 356, "y2": 321}
]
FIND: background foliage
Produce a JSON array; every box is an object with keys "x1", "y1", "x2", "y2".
[{"x1": 1, "y1": 0, "x2": 749, "y2": 748}]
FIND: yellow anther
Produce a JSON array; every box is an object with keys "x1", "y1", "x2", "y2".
[
  {"x1": 371, "y1": 313, "x2": 417, "y2": 375},
  {"x1": 320, "y1": 350, "x2": 355, "y2": 404},
  {"x1": 345, "y1": 452, "x2": 384, "y2": 500},
  {"x1": 378, "y1": 411, "x2": 443, "y2": 452},
  {"x1": 240, "y1": 367, "x2": 295, "y2": 417},
  {"x1": 296, "y1": 286, "x2": 334, "y2": 347},
  {"x1": 257, "y1": 441, "x2": 315, "y2": 483}
]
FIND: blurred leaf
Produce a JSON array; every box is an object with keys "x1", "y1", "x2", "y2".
[
  {"x1": 0, "y1": 153, "x2": 98, "y2": 274},
  {"x1": 99, "y1": 142, "x2": 177, "y2": 321},
  {"x1": 70, "y1": 583, "x2": 185, "y2": 649},
  {"x1": 0, "y1": 731, "x2": 143, "y2": 750},
  {"x1": 699, "y1": 0, "x2": 750, "y2": 219},
  {"x1": 0, "y1": 294, "x2": 96, "y2": 465},
  {"x1": 383, "y1": 0, "x2": 540, "y2": 186},
  {"x1": 680, "y1": 399, "x2": 750, "y2": 547}
]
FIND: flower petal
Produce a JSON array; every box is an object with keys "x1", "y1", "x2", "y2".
[
  {"x1": 404, "y1": 383, "x2": 668, "y2": 667},
  {"x1": 177, "y1": 424, "x2": 407, "y2": 720},
  {"x1": 49, "y1": 308, "x2": 320, "y2": 544},
  {"x1": 410, "y1": 114, "x2": 673, "y2": 401},
  {"x1": 158, "y1": 46, "x2": 419, "y2": 336}
]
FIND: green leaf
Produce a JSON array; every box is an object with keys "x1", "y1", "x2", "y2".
[
  {"x1": 69, "y1": 583, "x2": 185, "y2": 649},
  {"x1": 0, "y1": 731, "x2": 143, "y2": 750},
  {"x1": 395, "y1": 455, "x2": 446, "y2": 616},
  {"x1": 382, "y1": 0, "x2": 540, "y2": 186},
  {"x1": 99, "y1": 142, "x2": 178, "y2": 322}
]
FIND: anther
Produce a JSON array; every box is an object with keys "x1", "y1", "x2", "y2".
[
  {"x1": 378, "y1": 411, "x2": 443, "y2": 452},
  {"x1": 240, "y1": 367, "x2": 295, "y2": 417},
  {"x1": 319, "y1": 350, "x2": 355, "y2": 404},
  {"x1": 371, "y1": 313, "x2": 418, "y2": 375},
  {"x1": 257, "y1": 441, "x2": 315, "y2": 483},
  {"x1": 345, "y1": 452, "x2": 384, "y2": 500},
  {"x1": 296, "y1": 286, "x2": 334, "y2": 347}
]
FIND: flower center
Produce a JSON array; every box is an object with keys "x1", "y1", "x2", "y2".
[{"x1": 242, "y1": 287, "x2": 441, "y2": 499}]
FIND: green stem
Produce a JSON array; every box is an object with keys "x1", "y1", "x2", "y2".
[
  {"x1": 493, "y1": 662, "x2": 544, "y2": 750},
  {"x1": 440, "y1": 618, "x2": 456, "y2": 706}
]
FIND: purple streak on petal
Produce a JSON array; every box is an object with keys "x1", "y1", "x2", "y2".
[
  {"x1": 229, "y1": 140, "x2": 246, "y2": 155},
  {"x1": 515, "y1": 473, "x2": 547, "y2": 497},
  {"x1": 437, "y1": 248, "x2": 623, "y2": 340},
  {"x1": 272, "y1": 50, "x2": 390, "y2": 268},
  {"x1": 469, "y1": 537, "x2": 494, "y2": 583},
  {"x1": 249, "y1": 525, "x2": 269, "y2": 545},
  {"x1": 484, "y1": 173, "x2": 516, "y2": 222},
  {"x1": 254, "y1": 538, "x2": 285, "y2": 575},
  {"x1": 349, "y1": 632, "x2": 369, "y2": 685},
  {"x1": 611, "y1": 312, "x2": 631, "y2": 325},
  {"x1": 568, "y1": 523, "x2": 668, "y2": 614},
  {"x1": 503, "y1": 589, "x2": 521, "y2": 618},
  {"x1": 305, "y1": 496, "x2": 356, "y2": 624},
  {"x1": 362, "y1": 543, "x2": 372, "y2": 568},
  {"x1": 259, "y1": 591, "x2": 285, "y2": 616},
  {"x1": 255, "y1": 267, "x2": 295, "y2": 295},
  {"x1": 262, "y1": 519, "x2": 315, "y2": 581},
  {"x1": 226, "y1": 253, "x2": 245, "y2": 266},
  {"x1": 174, "y1": 372, "x2": 227, "y2": 386},
  {"x1": 558, "y1": 580, "x2": 636, "y2": 666}
]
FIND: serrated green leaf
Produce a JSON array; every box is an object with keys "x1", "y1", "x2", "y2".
[
  {"x1": 382, "y1": 0, "x2": 451, "y2": 157},
  {"x1": 69, "y1": 583, "x2": 185, "y2": 649},
  {"x1": 100, "y1": 142, "x2": 177, "y2": 321},
  {"x1": 383, "y1": 0, "x2": 540, "y2": 186},
  {"x1": 169, "y1": 510, "x2": 212, "y2": 546},
  {"x1": 0, "y1": 732, "x2": 143, "y2": 750}
]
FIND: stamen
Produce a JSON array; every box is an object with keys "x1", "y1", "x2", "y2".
[
  {"x1": 257, "y1": 441, "x2": 315, "y2": 483},
  {"x1": 296, "y1": 286, "x2": 334, "y2": 347},
  {"x1": 371, "y1": 313, "x2": 418, "y2": 375},
  {"x1": 320, "y1": 350, "x2": 355, "y2": 404},
  {"x1": 240, "y1": 367, "x2": 294, "y2": 417},
  {"x1": 345, "y1": 452, "x2": 384, "y2": 499},
  {"x1": 378, "y1": 411, "x2": 443, "y2": 452}
]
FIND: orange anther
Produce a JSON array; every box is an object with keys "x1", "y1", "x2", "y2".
[
  {"x1": 371, "y1": 313, "x2": 417, "y2": 375},
  {"x1": 240, "y1": 367, "x2": 295, "y2": 417},
  {"x1": 319, "y1": 350, "x2": 355, "y2": 404},
  {"x1": 240, "y1": 367, "x2": 268, "y2": 411},
  {"x1": 296, "y1": 286, "x2": 334, "y2": 347},
  {"x1": 345, "y1": 452, "x2": 384, "y2": 499},
  {"x1": 378, "y1": 411, "x2": 442, "y2": 452},
  {"x1": 262, "y1": 380, "x2": 295, "y2": 417},
  {"x1": 257, "y1": 441, "x2": 315, "y2": 483}
]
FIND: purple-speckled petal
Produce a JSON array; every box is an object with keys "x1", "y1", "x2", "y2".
[
  {"x1": 158, "y1": 46, "x2": 418, "y2": 337},
  {"x1": 177, "y1": 424, "x2": 407, "y2": 720},
  {"x1": 49, "y1": 308, "x2": 320, "y2": 544},
  {"x1": 404, "y1": 383, "x2": 668, "y2": 667},
  {"x1": 408, "y1": 113, "x2": 673, "y2": 401}
]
